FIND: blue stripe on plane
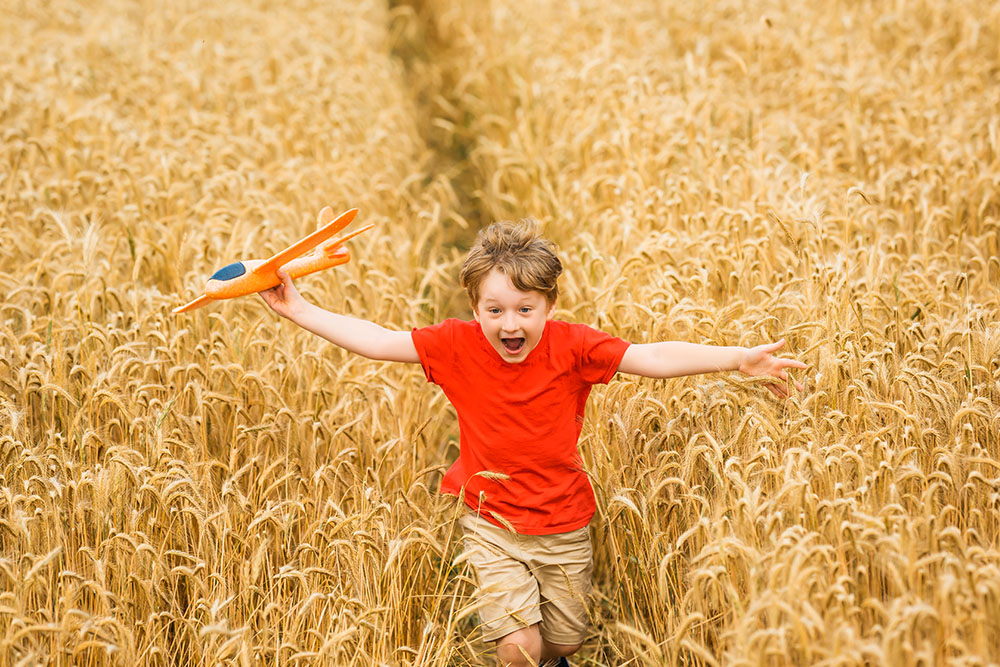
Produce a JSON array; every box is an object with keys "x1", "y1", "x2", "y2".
[{"x1": 210, "y1": 262, "x2": 247, "y2": 281}]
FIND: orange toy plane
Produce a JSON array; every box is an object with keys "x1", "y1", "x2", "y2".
[{"x1": 173, "y1": 206, "x2": 372, "y2": 314}]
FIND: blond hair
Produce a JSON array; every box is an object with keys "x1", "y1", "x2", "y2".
[{"x1": 459, "y1": 220, "x2": 563, "y2": 307}]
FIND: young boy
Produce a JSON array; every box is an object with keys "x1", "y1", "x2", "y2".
[{"x1": 260, "y1": 219, "x2": 806, "y2": 667}]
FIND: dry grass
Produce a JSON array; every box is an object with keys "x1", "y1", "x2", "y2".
[{"x1": 2, "y1": 0, "x2": 999, "y2": 665}]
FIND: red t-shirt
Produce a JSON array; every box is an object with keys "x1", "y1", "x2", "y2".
[{"x1": 411, "y1": 318, "x2": 630, "y2": 535}]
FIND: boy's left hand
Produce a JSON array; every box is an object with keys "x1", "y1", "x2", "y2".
[{"x1": 738, "y1": 339, "x2": 807, "y2": 398}]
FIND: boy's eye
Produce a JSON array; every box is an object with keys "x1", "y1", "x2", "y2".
[
  {"x1": 488, "y1": 308, "x2": 500, "y2": 314},
  {"x1": 519, "y1": 307, "x2": 532, "y2": 313}
]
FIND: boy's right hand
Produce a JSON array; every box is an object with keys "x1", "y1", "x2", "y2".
[
  {"x1": 259, "y1": 269, "x2": 306, "y2": 320},
  {"x1": 257, "y1": 268, "x2": 419, "y2": 363}
]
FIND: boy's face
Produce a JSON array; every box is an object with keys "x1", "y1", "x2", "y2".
[{"x1": 473, "y1": 268, "x2": 555, "y2": 363}]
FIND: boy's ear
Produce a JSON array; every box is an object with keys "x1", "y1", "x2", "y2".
[
  {"x1": 546, "y1": 299, "x2": 557, "y2": 319},
  {"x1": 472, "y1": 302, "x2": 481, "y2": 323}
]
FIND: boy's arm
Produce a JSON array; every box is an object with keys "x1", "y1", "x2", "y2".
[
  {"x1": 259, "y1": 270, "x2": 420, "y2": 363},
  {"x1": 617, "y1": 339, "x2": 806, "y2": 398}
]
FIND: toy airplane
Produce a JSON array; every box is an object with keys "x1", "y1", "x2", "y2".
[{"x1": 173, "y1": 207, "x2": 372, "y2": 314}]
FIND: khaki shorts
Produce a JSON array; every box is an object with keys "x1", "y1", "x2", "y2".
[{"x1": 458, "y1": 512, "x2": 594, "y2": 644}]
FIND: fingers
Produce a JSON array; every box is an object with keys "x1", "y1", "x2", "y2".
[
  {"x1": 760, "y1": 340, "x2": 808, "y2": 366},
  {"x1": 258, "y1": 272, "x2": 290, "y2": 311},
  {"x1": 277, "y1": 268, "x2": 302, "y2": 296},
  {"x1": 777, "y1": 359, "x2": 807, "y2": 392},
  {"x1": 771, "y1": 351, "x2": 808, "y2": 373},
  {"x1": 763, "y1": 382, "x2": 786, "y2": 398},
  {"x1": 762, "y1": 338, "x2": 785, "y2": 353},
  {"x1": 259, "y1": 269, "x2": 302, "y2": 319},
  {"x1": 762, "y1": 372, "x2": 805, "y2": 398},
  {"x1": 783, "y1": 375, "x2": 804, "y2": 393},
  {"x1": 258, "y1": 285, "x2": 280, "y2": 308},
  {"x1": 749, "y1": 339, "x2": 809, "y2": 398},
  {"x1": 772, "y1": 378, "x2": 804, "y2": 397}
]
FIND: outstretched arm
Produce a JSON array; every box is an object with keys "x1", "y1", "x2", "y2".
[
  {"x1": 259, "y1": 269, "x2": 420, "y2": 363},
  {"x1": 617, "y1": 339, "x2": 806, "y2": 398}
]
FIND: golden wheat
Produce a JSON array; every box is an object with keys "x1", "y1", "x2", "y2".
[{"x1": 2, "y1": 0, "x2": 999, "y2": 665}]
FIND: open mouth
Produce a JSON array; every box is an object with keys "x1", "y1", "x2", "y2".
[{"x1": 501, "y1": 337, "x2": 525, "y2": 354}]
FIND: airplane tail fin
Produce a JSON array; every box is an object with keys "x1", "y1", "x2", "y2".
[
  {"x1": 322, "y1": 223, "x2": 375, "y2": 257},
  {"x1": 253, "y1": 208, "x2": 358, "y2": 276}
]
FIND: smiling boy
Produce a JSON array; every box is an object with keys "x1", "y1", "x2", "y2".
[{"x1": 260, "y1": 219, "x2": 805, "y2": 667}]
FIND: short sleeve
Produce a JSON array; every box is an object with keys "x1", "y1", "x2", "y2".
[
  {"x1": 411, "y1": 319, "x2": 459, "y2": 385},
  {"x1": 576, "y1": 324, "x2": 631, "y2": 385}
]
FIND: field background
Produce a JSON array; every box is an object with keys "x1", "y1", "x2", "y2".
[{"x1": 2, "y1": 0, "x2": 999, "y2": 664}]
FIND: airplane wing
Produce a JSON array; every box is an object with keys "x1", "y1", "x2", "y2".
[
  {"x1": 172, "y1": 294, "x2": 216, "y2": 314},
  {"x1": 252, "y1": 207, "x2": 358, "y2": 276}
]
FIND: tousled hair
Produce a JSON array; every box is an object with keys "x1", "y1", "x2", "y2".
[{"x1": 459, "y1": 220, "x2": 562, "y2": 307}]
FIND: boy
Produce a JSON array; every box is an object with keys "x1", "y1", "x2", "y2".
[{"x1": 260, "y1": 219, "x2": 806, "y2": 667}]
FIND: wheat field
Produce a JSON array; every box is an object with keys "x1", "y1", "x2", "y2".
[{"x1": 1, "y1": 0, "x2": 999, "y2": 665}]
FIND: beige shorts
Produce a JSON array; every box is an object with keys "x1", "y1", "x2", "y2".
[{"x1": 458, "y1": 512, "x2": 594, "y2": 645}]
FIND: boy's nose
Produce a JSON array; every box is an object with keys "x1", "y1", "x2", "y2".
[{"x1": 501, "y1": 312, "x2": 517, "y2": 331}]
